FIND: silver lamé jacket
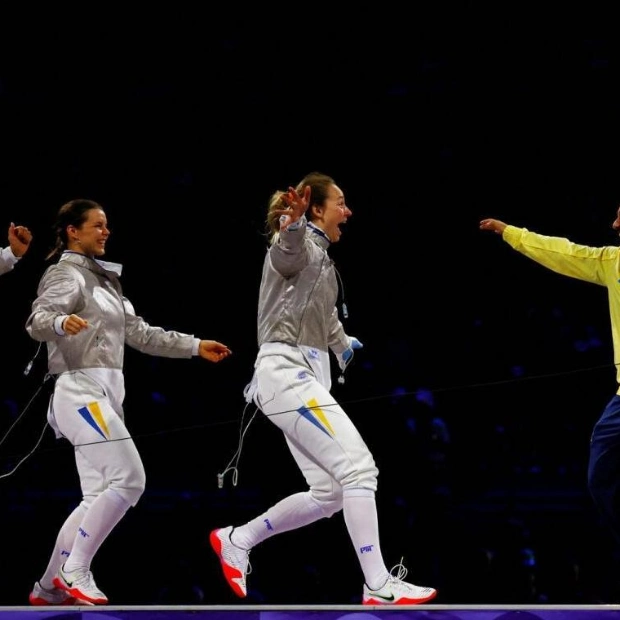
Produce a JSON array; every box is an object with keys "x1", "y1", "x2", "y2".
[
  {"x1": 257, "y1": 217, "x2": 350, "y2": 356},
  {"x1": 26, "y1": 251, "x2": 196, "y2": 376}
]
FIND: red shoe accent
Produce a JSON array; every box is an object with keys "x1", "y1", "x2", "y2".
[{"x1": 210, "y1": 529, "x2": 246, "y2": 598}]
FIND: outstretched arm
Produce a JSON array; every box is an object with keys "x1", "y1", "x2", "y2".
[{"x1": 479, "y1": 217, "x2": 611, "y2": 285}]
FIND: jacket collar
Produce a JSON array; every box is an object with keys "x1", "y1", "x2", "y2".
[
  {"x1": 59, "y1": 251, "x2": 123, "y2": 278},
  {"x1": 307, "y1": 221, "x2": 331, "y2": 250}
]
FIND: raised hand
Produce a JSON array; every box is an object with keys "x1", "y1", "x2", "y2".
[
  {"x1": 8, "y1": 222, "x2": 33, "y2": 257},
  {"x1": 276, "y1": 185, "x2": 311, "y2": 231}
]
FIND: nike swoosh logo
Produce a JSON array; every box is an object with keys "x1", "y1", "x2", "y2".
[
  {"x1": 59, "y1": 570, "x2": 76, "y2": 588},
  {"x1": 372, "y1": 593, "x2": 394, "y2": 602}
]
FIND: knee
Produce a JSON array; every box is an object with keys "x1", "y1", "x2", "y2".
[
  {"x1": 309, "y1": 489, "x2": 343, "y2": 518},
  {"x1": 110, "y1": 464, "x2": 146, "y2": 507},
  {"x1": 79, "y1": 495, "x2": 95, "y2": 511},
  {"x1": 342, "y1": 460, "x2": 379, "y2": 493}
]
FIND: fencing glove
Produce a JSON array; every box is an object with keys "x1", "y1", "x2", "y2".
[{"x1": 337, "y1": 337, "x2": 364, "y2": 373}]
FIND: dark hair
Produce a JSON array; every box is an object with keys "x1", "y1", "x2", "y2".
[
  {"x1": 265, "y1": 171, "x2": 335, "y2": 243},
  {"x1": 46, "y1": 199, "x2": 103, "y2": 260}
]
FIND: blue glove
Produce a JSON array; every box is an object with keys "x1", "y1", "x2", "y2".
[{"x1": 337, "y1": 337, "x2": 364, "y2": 372}]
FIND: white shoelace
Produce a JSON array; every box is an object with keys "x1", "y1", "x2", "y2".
[
  {"x1": 65, "y1": 569, "x2": 101, "y2": 593},
  {"x1": 388, "y1": 557, "x2": 408, "y2": 582}
]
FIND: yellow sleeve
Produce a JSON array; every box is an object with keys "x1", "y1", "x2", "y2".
[{"x1": 503, "y1": 225, "x2": 618, "y2": 286}]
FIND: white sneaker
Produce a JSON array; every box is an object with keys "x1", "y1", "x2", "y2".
[
  {"x1": 53, "y1": 564, "x2": 108, "y2": 605},
  {"x1": 210, "y1": 526, "x2": 251, "y2": 597},
  {"x1": 29, "y1": 581, "x2": 92, "y2": 606},
  {"x1": 363, "y1": 561, "x2": 437, "y2": 605}
]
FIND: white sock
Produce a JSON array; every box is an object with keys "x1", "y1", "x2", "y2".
[
  {"x1": 343, "y1": 488, "x2": 389, "y2": 590},
  {"x1": 40, "y1": 504, "x2": 87, "y2": 590},
  {"x1": 232, "y1": 492, "x2": 325, "y2": 549},
  {"x1": 63, "y1": 489, "x2": 130, "y2": 573}
]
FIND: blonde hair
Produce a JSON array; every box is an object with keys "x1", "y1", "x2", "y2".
[{"x1": 265, "y1": 172, "x2": 335, "y2": 243}]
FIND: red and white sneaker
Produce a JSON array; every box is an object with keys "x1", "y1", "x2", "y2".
[
  {"x1": 210, "y1": 526, "x2": 251, "y2": 598},
  {"x1": 363, "y1": 561, "x2": 437, "y2": 605},
  {"x1": 53, "y1": 564, "x2": 108, "y2": 605},
  {"x1": 29, "y1": 580, "x2": 92, "y2": 606}
]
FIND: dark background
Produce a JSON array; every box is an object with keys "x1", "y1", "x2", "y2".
[{"x1": 2, "y1": 5, "x2": 620, "y2": 606}]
